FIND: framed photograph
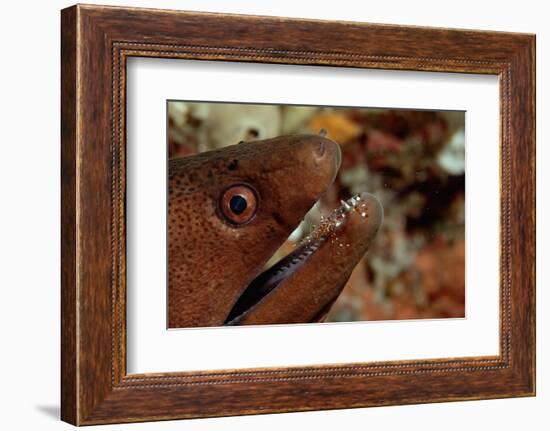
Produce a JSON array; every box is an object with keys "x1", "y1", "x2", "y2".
[{"x1": 61, "y1": 4, "x2": 535, "y2": 425}]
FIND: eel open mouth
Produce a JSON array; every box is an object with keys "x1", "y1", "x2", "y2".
[{"x1": 225, "y1": 192, "x2": 383, "y2": 325}]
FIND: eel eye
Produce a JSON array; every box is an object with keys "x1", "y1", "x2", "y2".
[{"x1": 220, "y1": 184, "x2": 258, "y2": 225}]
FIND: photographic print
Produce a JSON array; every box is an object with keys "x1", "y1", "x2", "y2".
[{"x1": 167, "y1": 102, "x2": 466, "y2": 328}]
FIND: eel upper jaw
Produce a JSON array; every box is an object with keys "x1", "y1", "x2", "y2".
[{"x1": 224, "y1": 192, "x2": 382, "y2": 325}]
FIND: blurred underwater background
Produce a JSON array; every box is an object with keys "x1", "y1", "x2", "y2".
[{"x1": 168, "y1": 101, "x2": 465, "y2": 322}]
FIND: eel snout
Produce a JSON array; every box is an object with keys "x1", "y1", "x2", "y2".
[
  {"x1": 269, "y1": 134, "x2": 341, "y2": 206},
  {"x1": 225, "y1": 192, "x2": 383, "y2": 325}
]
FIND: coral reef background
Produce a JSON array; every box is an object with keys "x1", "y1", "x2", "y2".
[{"x1": 168, "y1": 101, "x2": 466, "y2": 322}]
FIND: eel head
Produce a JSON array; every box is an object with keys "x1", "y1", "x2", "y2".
[{"x1": 168, "y1": 134, "x2": 382, "y2": 327}]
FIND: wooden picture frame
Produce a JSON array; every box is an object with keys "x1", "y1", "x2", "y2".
[{"x1": 61, "y1": 4, "x2": 535, "y2": 425}]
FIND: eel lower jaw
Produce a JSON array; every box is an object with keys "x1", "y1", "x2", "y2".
[{"x1": 224, "y1": 193, "x2": 379, "y2": 325}]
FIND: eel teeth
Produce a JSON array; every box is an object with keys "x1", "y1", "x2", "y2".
[
  {"x1": 298, "y1": 194, "x2": 367, "y2": 247},
  {"x1": 340, "y1": 200, "x2": 353, "y2": 212}
]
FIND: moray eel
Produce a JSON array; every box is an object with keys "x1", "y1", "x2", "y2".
[{"x1": 168, "y1": 134, "x2": 383, "y2": 328}]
